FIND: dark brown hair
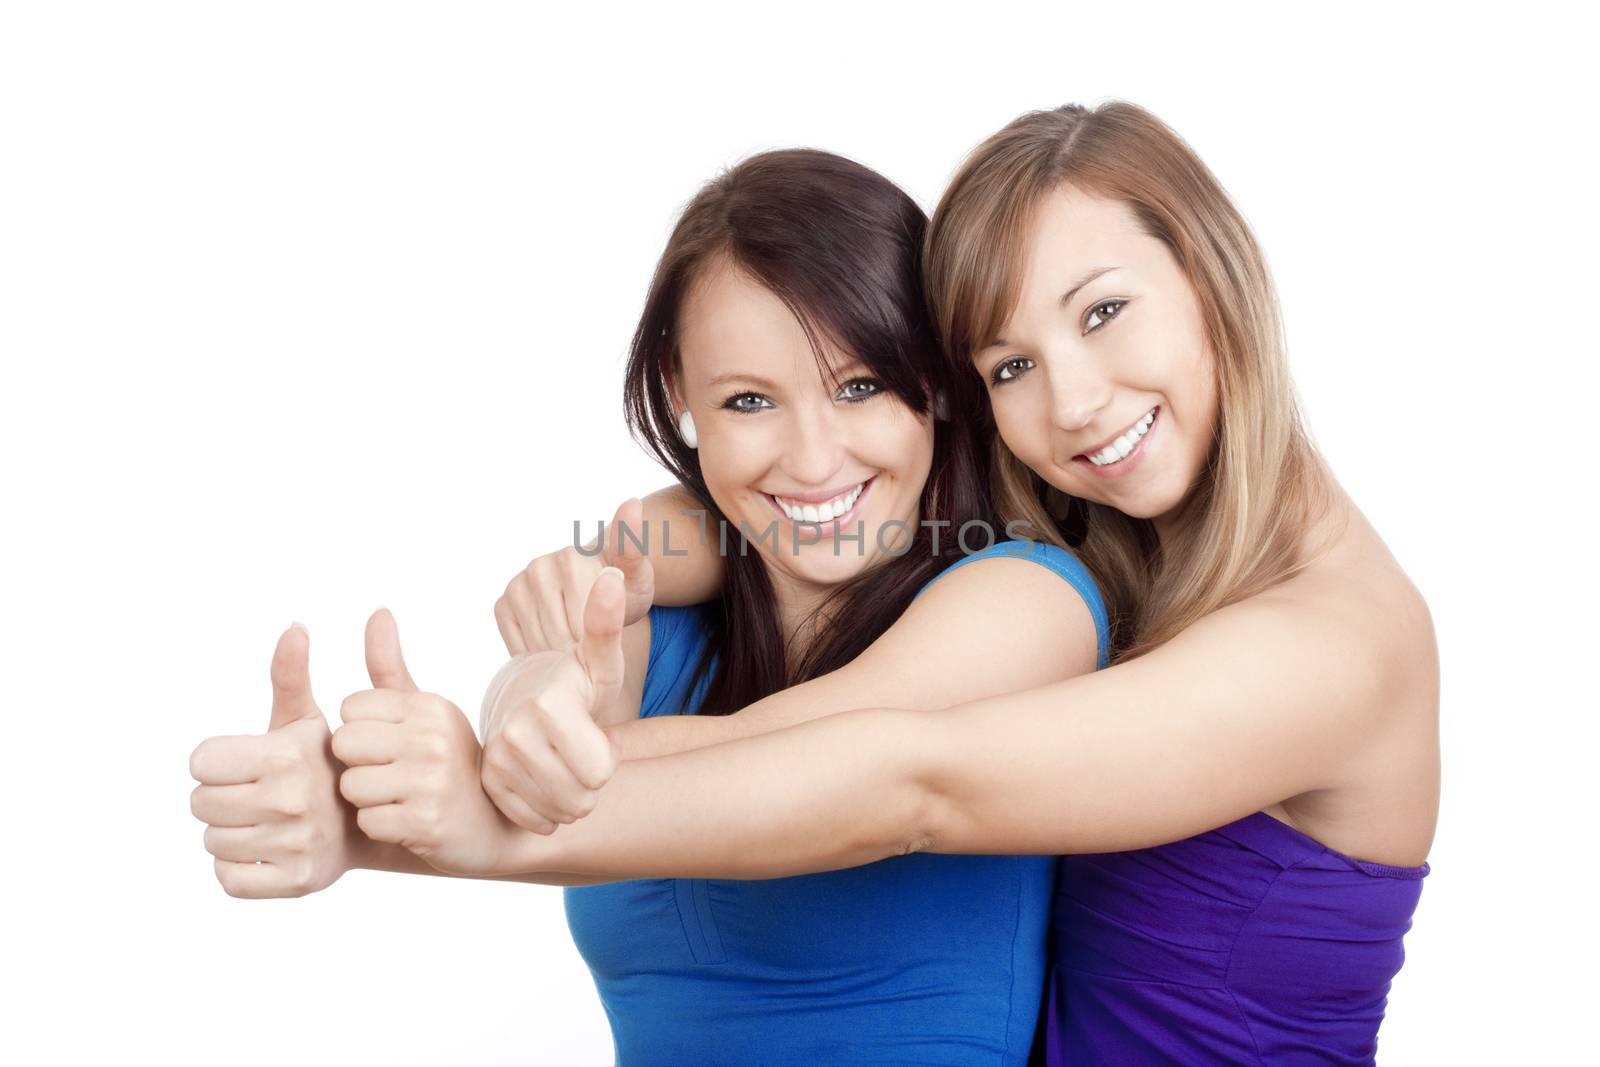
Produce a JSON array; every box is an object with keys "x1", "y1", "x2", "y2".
[{"x1": 623, "y1": 148, "x2": 994, "y2": 716}]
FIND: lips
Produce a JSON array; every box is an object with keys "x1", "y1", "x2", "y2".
[
  {"x1": 1076, "y1": 407, "x2": 1159, "y2": 463},
  {"x1": 763, "y1": 475, "x2": 876, "y2": 530}
]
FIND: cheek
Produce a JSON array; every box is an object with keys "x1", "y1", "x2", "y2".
[
  {"x1": 695, "y1": 424, "x2": 769, "y2": 498},
  {"x1": 988, "y1": 391, "x2": 1049, "y2": 462}
]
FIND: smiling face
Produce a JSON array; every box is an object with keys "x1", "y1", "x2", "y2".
[
  {"x1": 972, "y1": 184, "x2": 1219, "y2": 536},
  {"x1": 671, "y1": 257, "x2": 933, "y2": 597}
]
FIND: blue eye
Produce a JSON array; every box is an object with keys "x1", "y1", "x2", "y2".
[
  {"x1": 722, "y1": 393, "x2": 773, "y2": 415},
  {"x1": 837, "y1": 378, "x2": 883, "y2": 403},
  {"x1": 990, "y1": 357, "x2": 1034, "y2": 387},
  {"x1": 1085, "y1": 298, "x2": 1128, "y2": 333}
]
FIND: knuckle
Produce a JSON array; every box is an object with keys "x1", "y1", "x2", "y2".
[
  {"x1": 272, "y1": 789, "x2": 310, "y2": 818},
  {"x1": 417, "y1": 730, "x2": 451, "y2": 762},
  {"x1": 286, "y1": 859, "x2": 315, "y2": 895},
  {"x1": 284, "y1": 824, "x2": 315, "y2": 855}
]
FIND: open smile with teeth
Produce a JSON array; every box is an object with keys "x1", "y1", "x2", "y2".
[
  {"x1": 768, "y1": 478, "x2": 870, "y2": 524},
  {"x1": 1084, "y1": 408, "x2": 1157, "y2": 466}
]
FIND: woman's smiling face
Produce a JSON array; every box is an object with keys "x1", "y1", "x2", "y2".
[
  {"x1": 973, "y1": 184, "x2": 1219, "y2": 534},
  {"x1": 672, "y1": 256, "x2": 933, "y2": 594}
]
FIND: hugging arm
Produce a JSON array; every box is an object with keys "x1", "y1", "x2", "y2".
[
  {"x1": 605, "y1": 551, "x2": 1101, "y2": 760},
  {"x1": 494, "y1": 589, "x2": 1418, "y2": 881}
]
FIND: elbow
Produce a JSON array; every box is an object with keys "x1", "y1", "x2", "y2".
[{"x1": 868, "y1": 707, "x2": 952, "y2": 857}]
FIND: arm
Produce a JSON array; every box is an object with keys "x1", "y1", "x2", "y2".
[
  {"x1": 605, "y1": 551, "x2": 1100, "y2": 760},
  {"x1": 491, "y1": 589, "x2": 1410, "y2": 881},
  {"x1": 634, "y1": 483, "x2": 724, "y2": 606},
  {"x1": 351, "y1": 834, "x2": 608, "y2": 887}
]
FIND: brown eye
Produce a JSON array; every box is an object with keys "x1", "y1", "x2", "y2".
[
  {"x1": 1085, "y1": 299, "x2": 1128, "y2": 333},
  {"x1": 990, "y1": 357, "x2": 1034, "y2": 386}
]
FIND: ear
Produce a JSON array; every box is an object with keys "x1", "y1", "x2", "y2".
[{"x1": 663, "y1": 372, "x2": 687, "y2": 421}]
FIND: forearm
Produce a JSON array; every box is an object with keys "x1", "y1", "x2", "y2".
[
  {"x1": 605, "y1": 700, "x2": 860, "y2": 761},
  {"x1": 349, "y1": 833, "x2": 608, "y2": 887},
  {"x1": 501, "y1": 707, "x2": 936, "y2": 881}
]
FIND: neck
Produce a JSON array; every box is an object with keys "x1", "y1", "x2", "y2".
[{"x1": 762, "y1": 566, "x2": 836, "y2": 669}]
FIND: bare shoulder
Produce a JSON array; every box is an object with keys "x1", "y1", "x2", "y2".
[
  {"x1": 845, "y1": 547, "x2": 1101, "y2": 706},
  {"x1": 1255, "y1": 501, "x2": 1440, "y2": 863},
  {"x1": 904, "y1": 547, "x2": 1101, "y2": 660},
  {"x1": 1272, "y1": 503, "x2": 1438, "y2": 702}
]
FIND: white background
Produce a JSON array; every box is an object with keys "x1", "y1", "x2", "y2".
[{"x1": 3, "y1": 2, "x2": 1595, "y2": 1065}]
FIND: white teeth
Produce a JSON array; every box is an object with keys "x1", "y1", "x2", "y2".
[
  {"x1": 1088, "y1": 409, "x2": 1157, "y2": 467},
  {"x1": 774, "y1": 481, "x2": 865, "y2": 523}
]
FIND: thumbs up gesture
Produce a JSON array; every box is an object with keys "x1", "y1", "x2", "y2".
[
  {"x1": 189, "y1": 624, "x2": 364, "y2": 898},
  {"x1": 494, "y1": 497, "x2": 655, "y2": 656},
  {"x1": 331, "y1": 609, "x2": 521, "y2": 877},
  {"x1": 480, "y1": 566, "x2": 624, "y2": 834}
]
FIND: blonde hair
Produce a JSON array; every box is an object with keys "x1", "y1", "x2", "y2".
[{"x1": 926, "y1": 101, "x2": 1335, "y2": 661}]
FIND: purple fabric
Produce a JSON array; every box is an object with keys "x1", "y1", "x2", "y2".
[{"x1": 1042, "y1": 810, "x2": 1428, "y2": 1066}]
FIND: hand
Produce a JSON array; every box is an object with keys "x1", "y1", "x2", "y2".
[
  {"x1": 332, "y1": 609, "x2": 523, "y2": 877},
  {"x1": 494, "y1": 496, "x2": 655, "y2": 656},
  {"x1": 189, "y1": 624, "x2": 365, "y2": 898},
  {"x1": 481, "y1": 567, "x2": 624, "y2": 834}
]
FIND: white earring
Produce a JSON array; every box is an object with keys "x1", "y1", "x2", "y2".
[
  {"x1": 677, "y1": 410, "x2": 698, "y2": 449},
  {"x1": 933, "y1": 391, "x2": 950, "y2": 421}
]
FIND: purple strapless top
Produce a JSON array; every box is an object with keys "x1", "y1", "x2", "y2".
[{"x1": 1041, "y1": 810, "x2": 1429, "y2": 1066}]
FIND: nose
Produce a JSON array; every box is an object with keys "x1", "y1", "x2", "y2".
[
  {"x1": 1046, "y1": 358, "x2": 1113, "y2": 435},
  {"x1": 781, "y1": 404, "x2": 849, "y2": 487}
]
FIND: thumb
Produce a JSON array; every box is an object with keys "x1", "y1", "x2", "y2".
[
  {"x1": 364, "y1": 607, "x2": 419, "y2": 692},
  {"x1": 268, "y1": 623, "x2": 321, "y2": 730},
  {"x1": 602, "y1": 497, "x2": 656, "y2": 626},
  {"x1": 576, "y1": 567, "x2": 627, "y2": 711}
]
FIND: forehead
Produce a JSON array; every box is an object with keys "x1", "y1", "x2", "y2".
[
  {"x1": 1018, "y1": 185, "x2": 1151, "y2": 290},
  {"x1": 677, "y1": 258, "x2": 856, "y2": 385}
]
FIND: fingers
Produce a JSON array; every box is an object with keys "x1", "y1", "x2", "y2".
[
  {"x1": 534, "y1": 569, "x2": 577, "y2": 651},
  {"x1": 268, "y1": 623, "x2": 319, "y2": 731},
  {"x1": 504, "y1": 572, "x2": 552, "y2": 652},
  {"x1": 482, "y1": 782, "x2": 559, "y2": 836},
  {"x1": 578, "y1": 568, "x2": 627, "y2": 710},
  {"x1": 203, "y1": 823, "x2": 276, "y2": 863},
  {"x1": 600, "y1": 497, "x2": 643, "y2": 572},
  {"x1": 494, "y1": 597, "x2": 527, "y2": 656},
  {"x1": 338, "y1": 764, "x2": 407, "y2": 808},
  {"x1": 483, "y1": 726, "x2": 601, "y2": 826},
  {"x1": 190, "y1": 782, "x2": 275, "y2": 826},
  {"x1": 537, "y1": 689, "x2": 617, "y2": 791},
  {"x1": 603, "y1": 497, "x2": 656, "y2": 625},
  {"x1": 189, "y1": 734, "x2": 273, "y2": 786},
  {"x1": 213, "y1": 858, "x2": 289, "y2": 899},
  {"x1": 330, "y1": 720, "x2": 402, "y2": 767},
  {"x1": 364, "y1": 608, "x2": 419, "y2": 692},
  {"x1": 339, "y1": 689, "x2": 407, "y2": 725},
  {"x1": 353, "y1": 803, "x2": 407, "y2": 846}
]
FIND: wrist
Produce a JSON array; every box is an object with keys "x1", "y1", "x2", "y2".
[{"x1": 489, "y1": 817, "x2": 565, "y2": 878}]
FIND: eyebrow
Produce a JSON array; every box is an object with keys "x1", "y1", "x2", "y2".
[
  {"x1": 705, "y1": 357, "x2": 868, "y2": 392},
  {"x1": 985, "y1": 266, "x2": 1120, "y2": 350}
]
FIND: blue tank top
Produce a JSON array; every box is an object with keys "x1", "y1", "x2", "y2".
[{"x1": 564, "y1": 540, "x2": 1108, "y2": 1065}]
